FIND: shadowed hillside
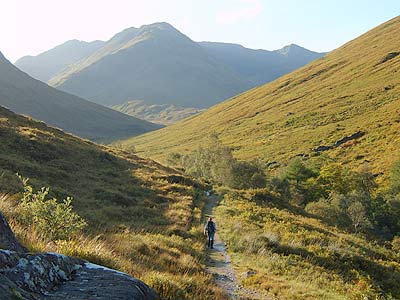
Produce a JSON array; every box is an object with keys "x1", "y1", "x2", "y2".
[
  {"x1": 124, "y1": 16, "x2": 400, "y2": 176},
  {"x1": 0, "y1": 52, "x2": 162, "y2": 143},
  {"x1": 15, "y1": 39, "x2": 105, "y2": 82},
  {"x1": 200, "y1": 42, "x2": 324, "y2": 86},
  {"x1": 0, "y1": 105, "x2": 225, "y2": 300},
  {"x1": 48, "y1": 22, "x2": 251, "y2": 108},
  {"x1": 112, "y1": 100, "x2": 204, "y2": 125},
  {"x1": 18, "y1": 22, "x2": 323, "y2": 110}
]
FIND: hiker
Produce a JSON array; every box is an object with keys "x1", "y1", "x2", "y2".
[{"x1": 204, "y1": 217, "x2": 217, "y2": 249}]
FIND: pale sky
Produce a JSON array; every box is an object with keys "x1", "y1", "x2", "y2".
[{"x1": 1, "y1": 0, "x2": 399, "y2": 62}]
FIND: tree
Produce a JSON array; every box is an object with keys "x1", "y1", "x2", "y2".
[
  {"x1": 284, "y1": 158, "x2": 316, "y2": 188},
  {"x1": 347, "y1": 201, "x2": 371, "y2": 233}
]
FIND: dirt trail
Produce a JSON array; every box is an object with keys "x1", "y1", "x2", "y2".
[{"x1": 204, "y1": 195, "x2": 263, "y2": 300}]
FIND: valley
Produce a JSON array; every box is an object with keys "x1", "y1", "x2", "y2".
[{"x1": 1, "y1": 7, "x2": 399, "y2": 300}]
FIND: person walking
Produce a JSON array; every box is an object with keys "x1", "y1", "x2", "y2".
[{"x1": 204, "y1": 217, "x2": 217, "y2": 249}]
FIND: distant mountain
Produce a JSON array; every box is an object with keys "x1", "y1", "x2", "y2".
[
  {"x1": 199, "y1": 42, "x2": 325, "y2": 86},
  {"x1": 17, "y1": 23, "x2": 324, "y2": 109},
  {"x1": 112, "y1": 100, "x2": 203, "y2": 125},
  {"x1": 0, "y1": 52, "x2": 161, "y2": 142},
  {"x1": 15, "y1": 40, "x2": 105, "y2": 82},
  {"x1": 48, "y1": 22, "x2": 252, "y2": 108},
  {"x1": 124, "y1": 16, "x2": 400, "y2": 175}
]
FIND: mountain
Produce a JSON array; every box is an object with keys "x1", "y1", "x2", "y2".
[
  {"x1": 17, "y1": 22, "x2": 323, "y2": 109},
  {"x1": 112, "y1": 100, "x2": 203, "y2": 125},
  {"x1": 199, "y1": 42, "x2": 325, "y2": 86},
  {"x1": 15, "y1": 39, "x2": 105, "y2": 82},
  {"x1": 0, "y1": 105, "x2": 224, "y2": 300},
  {"x1": 0, "y1": 52, "x2": 161, "y2": 142},
  {"x1": 122, "y1": 16, "x2": 400, "y2": 175},
  {"x1": 48, "y1": 22, "x2": 252, "y2": 108}
]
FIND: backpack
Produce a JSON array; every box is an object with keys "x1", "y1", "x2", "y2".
[{"x1": 207, "y1": 221, "x2": 215, "y2": 233}]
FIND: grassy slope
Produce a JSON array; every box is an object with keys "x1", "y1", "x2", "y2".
[
  {"x1": 112, "y1": 100, "x2": 203, "y2": 125},
  {"x1": 0, "y1": 52, "x2": 161, "y2": 143},
  {"x1": 125, "y1": 16, "x2": 400, "y2": 175},
  {"x1": 215, "y1": 190, "x2": 400, "y2": 300},
  {"x1": 0, "y1": 106, "x2": 225, "y2": 300}
]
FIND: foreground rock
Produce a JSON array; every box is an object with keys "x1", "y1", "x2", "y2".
[
  {"x1": 0, "y1": 211, "x2": 27, "y2": 253},
  {"x1": 0, "y1": 214, "x2": 159, "y2": 300}
]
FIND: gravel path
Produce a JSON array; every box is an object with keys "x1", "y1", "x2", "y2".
[{"x1": 204, "y1": 195, "x2": 264, "y2": 300}]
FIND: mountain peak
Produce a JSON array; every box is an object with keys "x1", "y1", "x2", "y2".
[{"x1": 276, "y1": 44, "x2": 308, "y2": 56}]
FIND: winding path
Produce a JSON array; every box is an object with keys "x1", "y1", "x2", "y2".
[{"x1": 204, "y1": 195, "x2": 263, "y2": 300}]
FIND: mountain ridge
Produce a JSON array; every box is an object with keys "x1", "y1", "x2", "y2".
[
  {"x1": 0, "y1": 52, "x2": 162, "y2": 142},
  {"x1": 121, "y1": 16, "x2": 400, "y2": 175},
  {"x1": 15, "y1": 22, "x2": 324, "y2": 109}
]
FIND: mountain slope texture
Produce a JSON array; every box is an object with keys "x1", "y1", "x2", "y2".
[
  {"x1": 15, "y1": 39, "x2": 105, "y2": 82},
  {"x1": 18, "y1": 23, "x2": 323, "y2": 109},
  {"x1": 0, "y1": 106, "x2": 226, "y2": 300},
  {"x1": 0, "y1": 52, "x2": 161, "y2": 142},
  {"x1": 200, "y1": 42, "x2": 324, "y2": 86},
  {"x1": 124, "y1": 16, "x2": 400, "y2": 175},
  {"x1": 48, "y1": 23, "x2": 251, "y2": 108}
]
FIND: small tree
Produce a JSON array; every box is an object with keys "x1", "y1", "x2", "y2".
[
  {"x1": 18, "y1": 176, "x2": 87, "y2": 241},
  {"x1": 347, "y1": 201, "x2": 371, "y2": 233}
]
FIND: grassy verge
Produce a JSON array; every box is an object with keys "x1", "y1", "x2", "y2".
[{"x1": 214, "y1": 189, "x2": 400, "y2": 300}]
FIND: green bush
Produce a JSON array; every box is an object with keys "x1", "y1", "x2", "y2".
[
  {"x1": 17, "y1": 176, "x2": 87, "y2": 241},
  {"x1": 181, "y1": 135, "x2": 266, "y2": 189}
]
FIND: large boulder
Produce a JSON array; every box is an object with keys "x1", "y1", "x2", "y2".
[
  {"x1": 0, "y1": 211, "x2": 27, "y2": 253},
  {"x1": 0, "y1": 213, "x2": 159, "y2": 300}
]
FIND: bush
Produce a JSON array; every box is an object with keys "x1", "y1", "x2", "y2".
[
  {"x1": 17, "y1": 176, "x2": 87, "y2": 240},
  {"x1": 181, "y1": 135, "x2": 266, "y2": 189}
]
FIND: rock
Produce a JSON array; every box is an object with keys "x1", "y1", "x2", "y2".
[
  {"x1": 0, "y1": 250, "x2": 160, "y2": 300},
  {"x1": 241, "y1": 270, "x2": 257, "y2": 279},
  {"x1": 0, "y1": 211, "x2": 27, "y2": 253},
  {"x1": 266, "y1": 161, "x2": 279, "y2": 168},
  {"x1": 313, "y1": 145, "x2": 333, "y2": 152},
  {"x1": 334, "y1": 131, "x2": 365, "y2": 147},
  {"x1": 0, "y1": 213, "x2": 159, "y2": 300}
]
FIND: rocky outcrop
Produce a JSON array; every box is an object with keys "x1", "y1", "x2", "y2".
[
  {"x1": 0, "y1": 213, "x2": 160, "y2": 300},
  {"x1": 0, "y1": 211, "x2": 27, "y2": 253},
  {"x1": 0, "y1": 250, "x2": 160, "y2": 300},
  {"x1": 313, "y1": 131, "x2": 365, "y2": 153}
]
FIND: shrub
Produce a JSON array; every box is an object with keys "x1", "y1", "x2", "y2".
[
  {"x1": 347, "y1": 201, "x2": 372, "y2": 233},
  {"x1": 17, "y1": 176, "x2": 87, "y2": 240},
  {"x1": 181, "y1": 135, "x2": 266, "y2": 189}
]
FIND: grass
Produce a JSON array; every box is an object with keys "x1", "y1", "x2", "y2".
[
  {"x1": 121, "y1": 16, "x2": 400, "y2": 178},
  {"x1": 0, "y1": 106, "x2": 226, "y2": 300},
  {"x1": 214, "y1": 189, "x2": 400, "y2": 300}
]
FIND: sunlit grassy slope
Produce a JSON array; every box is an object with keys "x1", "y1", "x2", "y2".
[
  {"x1": 215, "y1": 190, "x2": 400, "y2": 300},
  {"x1": 124, "y1": 16, "x2": 400, "y2": 175},
  {"x1": 0, "y1": 105, "x2": 225, "y2": 300}
]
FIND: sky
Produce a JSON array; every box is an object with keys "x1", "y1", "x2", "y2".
[{"x1": 1, "y1": 0, "x2": 399, "y2": 62}]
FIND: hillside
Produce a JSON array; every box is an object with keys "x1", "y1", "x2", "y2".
[
  {"x1": 0, "y1": 105, "x2": 225, "y2": 300},
  {"x1": 0, "y1": 52, "x2": 161, "y2": 142},
  {"x1": 15, "y1": 39, "x2": 105, "y2": 82},
  {"x1": 18, "y1": 22, "x2": 323, "y2": 109},
  {"x1": 48, "y1": 22, "x2": 251, "y2": 108},
  {"x1": 200, "y1": 42, "x2": 324, "y2": 86},
  {"x1": 112, "y1": 100, "x2": 203, "y2": 125},
  {"x1": 124, "y1": 16, "x2": 400, "y2": 175}
]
